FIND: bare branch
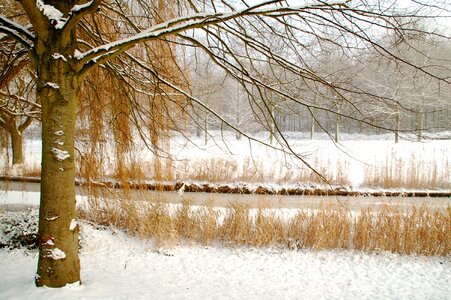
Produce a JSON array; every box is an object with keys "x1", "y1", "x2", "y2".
[
  {"x1": 0, "y1": 18, "x2": 34, "y2": 49},
  {"x1": 76, "y1": 1, "x2": 349, "y2": 74},
  {"x1": 62, "y1": 0, "x2": 102, "y2": 34}
]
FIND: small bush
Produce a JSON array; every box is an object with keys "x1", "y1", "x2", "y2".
[{"x1": 0, "y1": 208, "x2": 38, "y2": 250}]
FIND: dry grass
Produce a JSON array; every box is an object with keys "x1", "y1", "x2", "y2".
[
  {"x1": 354, "y1": 205, "x2": 450, "y2": 255},
  {"x1": 77, "y1": 149, "x2": 449, "y2": 190},
  {"x1": 3, "y1": 139, "x2": 447, "y2": 191},
  {"x1": 288, "y1": 205, "x2": 352, "y2": 250},
  {"x1": 363, "y1": 149, "x2": 451, "y2": 189},
  {"x1": 109, "y1": 155, "x2": 354, "y2": 186},
  {"x1": 22, "y1": 162, "x2": 41, "y2": 177},
  {"x1": 79, "y1": 196, "x2": 450, "y2": 256}
]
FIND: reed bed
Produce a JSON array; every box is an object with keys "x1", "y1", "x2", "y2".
[
  {"x1": 79, "y1": 195, "x2": 450, "y2": 256},
  {"x1": 2, "y1": 139, "x2": 450, "y2": 190},
  {"x1": 74, "y1": 147, "x2": 450, "y2": 189},
  {"x1": 362, "y1": 150, "x2": 451, "y2": 189}
]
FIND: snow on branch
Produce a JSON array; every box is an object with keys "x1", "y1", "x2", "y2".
[
  {"x1": 36, "y1": 0, "x2": 66, "y2": 29},
  {"x1": 62, "y1": 0, "x2": 101, "y2": 33},
  {"x1": 76, "y1": 1, "x2": 349, "y2": 74},
  {"x1": 0, "y1": 16, "x2": 35, "y2": 48},
  {"x1": 72, "y1": 0, "x2": 96, "y2": 12}
]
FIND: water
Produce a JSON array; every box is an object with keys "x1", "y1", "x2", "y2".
[{"x1": 2, "y1": 180, "x2": 449, "y2": 213}]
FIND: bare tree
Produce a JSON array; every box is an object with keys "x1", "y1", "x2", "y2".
[
  {"x1": 356, "y1": 17, "x2": 451, "y2": 141},
  {"x1": 1, "y1": 0, "x2": 450, "y2": 288},
  {"x1": 0, "y1": 21, "x2": 38, "y2": 165}
]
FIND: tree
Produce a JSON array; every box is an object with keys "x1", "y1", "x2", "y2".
[
  {"x1": 1, "y1": 0, "x2": 450, "y2": 288},
  {"x1": 356, "y1": 18, "x2": 451, "y2": 141},
  {"x1": 0, "y1": 24, "x2": 38, "y2": 165}
]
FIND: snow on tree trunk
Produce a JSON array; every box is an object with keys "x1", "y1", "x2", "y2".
[{"x1": 34, "y1": 28, "x2": 80, "y2": 288}]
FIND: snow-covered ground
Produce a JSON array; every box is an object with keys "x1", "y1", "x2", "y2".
[
  {"x1": 1, "y1": 132, "x2": 450, "y2": 299},
  {"x1": 2, "y1": 131, "x2": 451, "y2": 190},
  {"x1": 0, "y1": 208, "x2": 449, "y2": 300}
]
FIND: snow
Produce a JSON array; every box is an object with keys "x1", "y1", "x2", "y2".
[
  {"x1": 35, "y1": 0, "x2": 66, "y2": 29},
  {"x1": 69, "y1": 219, "x2": 77, "y2": 231},
  {"x1": 51, "y1": 147, "x2": 70, "y2": 161},
  {"x1": 73, "y1": 50, "x2": 82, "y2": 60},
  {"x1": 71, "y1": 1, "x2": 94, "y2": 12},
  {"x1": 2, "y1": 131, "x2": 451, "y2": 193},
  {"x1": 1, "y1": 128, "x2": 450, "y2": 299},
  {"x1": 73, "y1": 3, "x2": 274, "y2": 63},
  {"x1": 52, "y1": 53, "x2": 67, "y2": 62},
  {"x1": 46, "y1": 248, "x2": 66, "y2": 260},
  {"x1": 45, "y1": 82, "x2": 59, "y2": 89},
  {"x1": 0, "y1": 15, "x2": 35, "y2": 39},
  {"x1": 0, "y1": 217, "x2": 449, "y2": 299}
]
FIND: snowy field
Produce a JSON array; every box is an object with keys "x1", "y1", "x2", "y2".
[
  {"x1": 2, "y1": 131, "x2": 451, "y2": 191},
  {"x1": 1, "y1": 132, "x2": 450, "y2": 299},
  {"x1": 1, "y1": 208, "x2": 450, "y2": 300}
]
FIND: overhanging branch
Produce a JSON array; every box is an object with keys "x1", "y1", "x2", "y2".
[{"x1": 75, "y1": 1, "x2": 349, "y2": 75}]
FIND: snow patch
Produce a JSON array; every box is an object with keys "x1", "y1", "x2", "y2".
[
  {"x1": 52, "y1": 147, "x2": 70, "y2": 161},
  {"x1": 52, "y1": 53, "x2": 67, "y2": 62},
  {"x1": 177, "y1": 183, "x2": 185, "y2": 195},
  {"x1": 45, "y1": 82, "x2": 59, "y2": 89},
  {"x1": 46, "y1": 216, "x2": 59, "y2": 221},
  {"x1": 70, "y1": 219, "x2": 78, "y2": 231},
  {"x1": 74, "y1": 50, "x2": 82, "y2": 59},
  {"x1": 45, "y1": 239, "x2": 54, "y2": 246},
  {"x1": 54, "y1": 140, "x2": 64, "y2": 146},
  {"x1": 36, "y1": 0, "x2": 66, "y2": 28},
  {"x1": 46, "y1": 248, "x2": 66, "y2": 260},
  {"x1": 72, "y1": 1, "x2": 94, "y2": 12},
  {"x1": 54, "y1": 130, "x2": 64, "y2": 136},
  {"x1": 64, "y1": 281, "x2": 81, "y2": 288}
]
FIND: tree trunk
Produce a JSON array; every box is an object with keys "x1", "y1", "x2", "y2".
[
  {"x1": 35, "y1": 43, "x2": 81, "y2": 287},
  {"x1": 417, "y1": 108, "x2": 424, "y2": 142},
  {"x1": 10, "y1": 127, "x2": 24, "y2": 165},
  {"x1": 395, "y1": 105, "x2": 400, "y2": 143},
  {"x1": 204, "y1": 114, "x2": 209, "y2": 145},
  {"x1": 269, "y1": 104, "x2": 275, "y2": 145},
  {"x1": 310, "y1": 97, "x2": 317, "y2": 140},
  {"x1": 335, "y1": 112, "x2": 340, "y2": 143}
]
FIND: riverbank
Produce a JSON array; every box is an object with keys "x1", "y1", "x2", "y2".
[{"x1": 2, "y1": 175, "x2": 451, "y2": 197}]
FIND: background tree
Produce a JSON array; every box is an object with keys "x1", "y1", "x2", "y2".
[{"x1": 0, "y1": 4, "x2": 38, "y2": 165}]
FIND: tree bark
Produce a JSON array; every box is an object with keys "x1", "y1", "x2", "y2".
[
  {"x1": 395, "y1": 105, "x2": 400, "y2": 143},
  {"x1": 417, "y1": 108, "x2": 424, "y2": 142},
  {"x1": 335, "y1": 112, "x2": 340, "y2": 143},
  {"x1": 310, "y1": 96, "x2": 317, "y2": 140},
  {"x1": 269, "y1": 104, "x2": 275, "y2": 145},
  {"x1": 34, "y1": 33, "x2": 81, "y2": 287},
  {"x1": 10, "y1": 127, "x2": 24, "y2": 165}
]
